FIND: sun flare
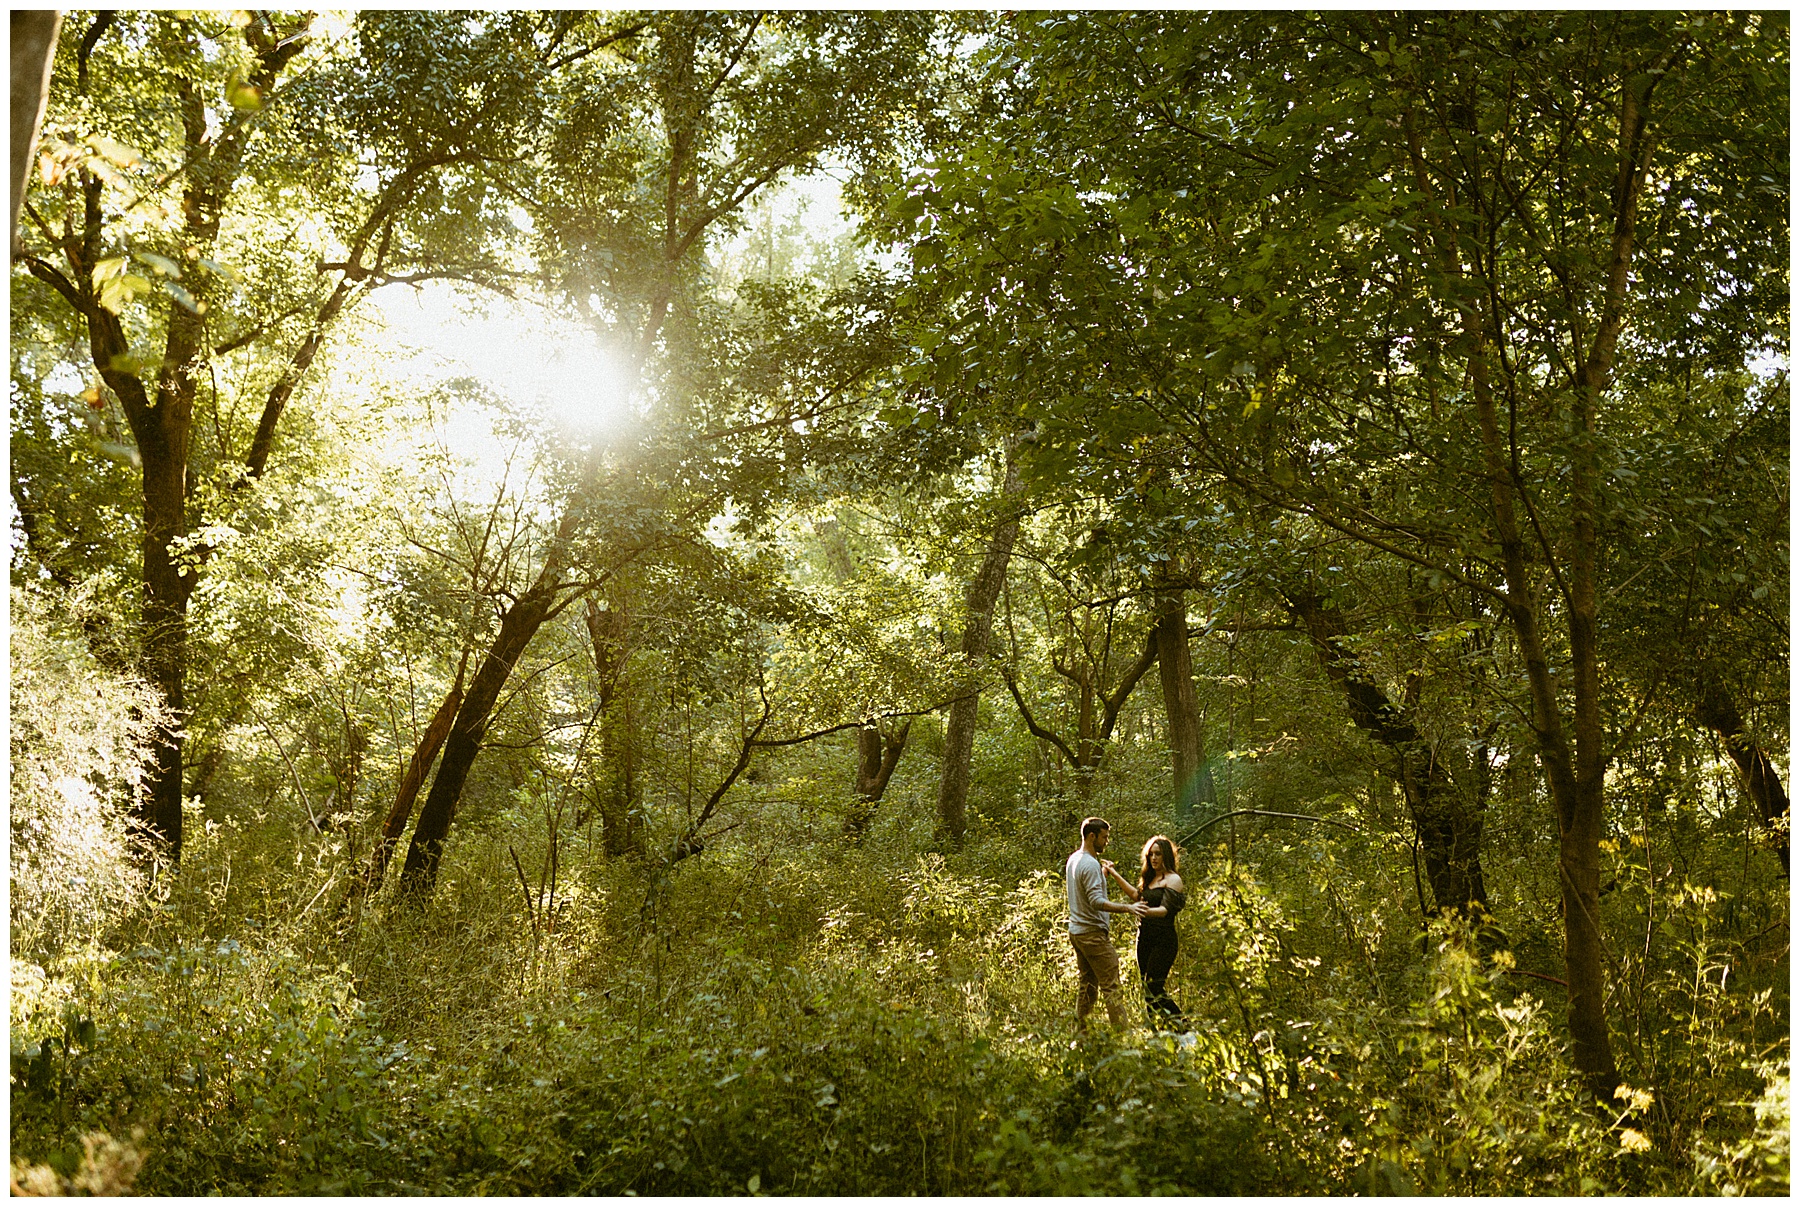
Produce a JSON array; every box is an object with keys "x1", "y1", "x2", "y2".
[{"x1": 374, "y1": 283, "x2": 638, "y2": 445}]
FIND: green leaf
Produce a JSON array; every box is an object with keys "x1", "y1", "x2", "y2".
[
  {"x1": 226, "y1": 72, "x2": 264, "y2": 111},
  {"x1": 197, "y1": 256, "x2": 245, "y2": 284},
  {"x1": 104, "y1": 274, "x2": 152, "y2": 314},
  {"x1": 98, "y1": 278, "x2": 130, "y2": 315},
  {"x1": 137, "y1": 252, "x2": 182, "y2": 279},
  {"x1": 890, "y1": 191, "x2": 927, "y2": 223},
  {"x1": 163, "y1": 281, "x2": 203, "y2": 314},
  {"x1": 82, "y1": 134, "x2": 142, "y2": 169}
]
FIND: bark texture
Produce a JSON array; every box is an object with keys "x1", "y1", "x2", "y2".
[
  {"x1": 352, "y1": 662, "x2": 465, "y2": 901},
  {"x1": 10, "y1": 11, "x2": 61, "y2": 249},
  {"x1": 843, "y1": 720, "x2": 910, "y2": 839},
  {"x1": 935, "y1": 448, "x2": 1024, "y2": 843},
  {"x1": 399, "y1": 518, "x2": 579, "y2": 895},
  {"x1": 1468, "y1": 333, "x2": 1615, "y2": 1093},
  {"x1": 1287, "y1": 590, "x2": 1490, "y2": 916},
  {"x1": 1694, "y1": 677, "x2": 1790, "y2": 875},
  {"x1": 586, "y1": 598, "x2": 646, "y2": 858},
  {"x1": 1155, "y1": 587, "x2": 1212, "y2": 827},
  {"x1": 855, "y1": 720, "x2": 911, "y2": 802}
]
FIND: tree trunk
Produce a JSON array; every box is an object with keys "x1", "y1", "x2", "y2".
[
  {"x1": 136, "y1": 403, "x2": 195, "y2": 855},
  {"x1": 1287, "y1": 590, "x2": 1490, "y2": 916},
  {"x1": 1060, "y1": 658, "x2": 1100, "y2": 800},
  {"x1": 1469, "y1": 339, "x2": 1616, "y2": 1094},
  {"x1": 845, "y1": 719, "x2": 910, "y2": 839},
  {"x1": 586, "y1": 598, "x2": 645, "y2": 859},
  {"x1": 1156, "y1": 586, "x2": 1212, "y2": 828},
  {"x1": 935, "y1": 446, "x2": 1023, "y2": 844},
  {"x1": 1397, "y1": 41, "x2": 1671, "y2": 1093},
  {"x1": 1694, "y1": 677, "x2": 1790, "y2": 875},
  {"x1": 400, "y1": 594, "x2": 566, "y2": 895},
  {"x1": 598, "y1": 690, "x2": 643, "y2": 857},
  {"x1": 19, "y1": 18, "x2": 311, "y2": 862},
  {"x1": 10, "y1": 11, "x2": 61, "y2": 250},
  {"x1": 1535, "y1": 56, "x2": 1665, "y2": 1098},
  {"x1": 855, "y1": 719, "x2": 910, "y2": 802},
  {"x1": 1003, "y1": 624, "x2": 1158, "y2": 799},
  {"x1": 399, "y1": 510, "x2": 581, "y2": 896},
  {"x1": 352, "y1": 660, "x2": 465, "y2": 901}
]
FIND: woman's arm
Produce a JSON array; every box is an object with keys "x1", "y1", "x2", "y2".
[
  {"x1": 1099, "y1": 897, "x2": 1147, "y2": 916},
  {"x1": 1101, "y1": 860, "x2": 1140, "y2": 901}
]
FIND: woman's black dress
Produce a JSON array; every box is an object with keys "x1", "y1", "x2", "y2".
[{"x1": 1136, "y1": 883, "x2": 1186, "y2": 1025}]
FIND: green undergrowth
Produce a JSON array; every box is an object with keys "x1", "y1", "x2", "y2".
[{"x1": 11, "y1": 821, "x2": 1787, "y2": 1195}]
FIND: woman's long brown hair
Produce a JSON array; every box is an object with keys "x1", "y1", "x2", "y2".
[{"x1": 1138, "y1": 833, "x2": 1179, "y2": 897}]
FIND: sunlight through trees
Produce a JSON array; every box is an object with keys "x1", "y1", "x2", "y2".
[{"x1": 10, "y1": 10, "x2": 1787, "y2": 1196}]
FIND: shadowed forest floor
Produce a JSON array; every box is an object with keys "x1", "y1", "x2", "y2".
[{"x1": 11, "y1": 752, "x2": 1789, "y2": 1194}]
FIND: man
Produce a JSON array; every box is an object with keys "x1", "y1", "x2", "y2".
[{"x1": 1065, "y1": 815, "x2": 1146, "y2": 1033}]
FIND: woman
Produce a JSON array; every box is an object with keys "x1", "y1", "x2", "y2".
[{"x1": 1104, "y1": 834, "x2": 1187, "y2": 1026}]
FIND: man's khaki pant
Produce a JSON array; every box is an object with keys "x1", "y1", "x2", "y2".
[{"x1": 1069, "y1": 929, "x2": 1127, "y2": 1030}]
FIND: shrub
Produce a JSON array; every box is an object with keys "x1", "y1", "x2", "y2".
[
  {"x1": 10, "y1": 1129, "x2": 145, "y2": 1195},
  {"x1": 9, "y1": 588, "x2": 165, "y2": 959},
  {"x1": 10, "y1": 941, "x2": 429, "y2": 1195}
]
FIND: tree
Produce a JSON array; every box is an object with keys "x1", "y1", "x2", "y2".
[
  {"x1": 584, "y1": 592, "x2": 646, "y2": 858},
  {"x1": 16, "y1": 12, "x2": 315, "y2": 856},
  {"x1": 395, "y1": 11, "x2": 942, "y2": 895},
  {"x1": 10, "y1": 10, "x2": 62, "y2": 247},
  {"x1": 1284, "y1": 585, "x2": 1492, "y2": 918},
  {"x1": 932, "y1": 444, "x2": 1023, "y2": 843},
  {"x1": 1155, "y1": 575, "x2": 1214, "y2": 828},
  {"x1": 1596, "y1": 370, "x2": 1789, "y2": 875},
  {"x1": 875, "y1": 11, "x2": 1786, "y2": 1094},
  {"x1": 993, "y1": 501, "x2": 1161, "y2": 799},
  {"x1": 13, "y1": 11, "x2": 544, "y2": 858}
]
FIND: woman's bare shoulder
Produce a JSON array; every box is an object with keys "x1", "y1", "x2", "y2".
[{"x1": 1165, "y1": 873, "x2": 1186, "y2": 891}]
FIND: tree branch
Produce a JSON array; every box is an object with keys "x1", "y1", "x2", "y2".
[
  {"x1": 77, "y1": 11, "x2": 118, "y2": 94},
  {"x1": 19, "y1": 253, "x2": 88, "y2": 313},
  {"x1": 1098, "y1": 627, "x2": 1160, "y2": 741},
  {"x1": 668, "y1": 682, "x2": 776, "y2": 865},
  {"x1": 998, "y1": 663, "x2": 1081, "y2": 765},
  {"x1": 745, "y1": 691, "x2": 979, "y2": 749},
  {"x1": 1177, "y1": 808, "x2": 1362, "y2": 849},
  {"x1": 701, "y1": 14, "x2": 763, "y2": 106},
  {"x1": 545, "y1": 19, "x2": 651, "y2": 71}
]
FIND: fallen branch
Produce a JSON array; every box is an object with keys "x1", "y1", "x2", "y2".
[{"x1": 1178, "y1": 808, "x2": 1363, "y2": 849}]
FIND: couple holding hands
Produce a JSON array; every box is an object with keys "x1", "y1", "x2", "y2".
[{"x1": 1064, "y1": 815, "x2": 1187, "y2": 1033}]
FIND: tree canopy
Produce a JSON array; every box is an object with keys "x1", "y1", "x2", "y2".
[{"x1": 10, "y1": 10, "x2": 1787, "y2": 1196}]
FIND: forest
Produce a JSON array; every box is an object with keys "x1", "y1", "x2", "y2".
[{"x1": 8, "y1": 9, "x2": 1789, "y2": 1196}]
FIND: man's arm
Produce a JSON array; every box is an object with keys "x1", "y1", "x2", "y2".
[{"x1": 1084, "y1": 861, "x2": 1144, "y2": 915}]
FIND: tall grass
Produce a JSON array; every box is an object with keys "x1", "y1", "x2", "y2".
[{"x1": 8, "y1": 650, "x2": 1788, "y2": 1193}]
